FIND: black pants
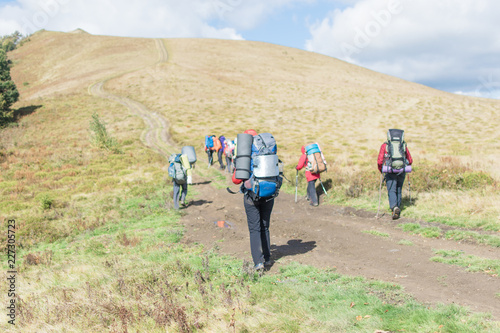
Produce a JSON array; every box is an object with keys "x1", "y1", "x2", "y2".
[
  {"x1": 307, "y1": 179, "x2": 318, "y2": 205},
  {"x1": 206, "y1": 150, "x2": 213, "y2": 166},
  {"x1": 243, "y1": 194, "x2": 274, "y2": 266}
]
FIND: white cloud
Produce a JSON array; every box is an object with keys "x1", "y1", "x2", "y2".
[
  {"x1": 0, "y1": 0, "x2": 246, "y2": 39},
  {"x1": 305, "y1": 0, "x2": 500, "y2": 96}
]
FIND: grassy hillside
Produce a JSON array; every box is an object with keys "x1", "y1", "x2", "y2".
[{"x1": 1, "y1": 30, "x2": 499, "y2": 331}]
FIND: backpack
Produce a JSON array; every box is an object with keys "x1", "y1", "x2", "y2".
[
  {"x1": 385, "y1": 129, "x2": 408, "y2": 171},
  {"x1": 168, "y1": 154, "x2": 186, "y2": 184},
  {"x1": 305, "y1": 143, "x2": 327, "y2": 174},
  {"x1": 205, "y1": 135, "x2": 214, "y2": 149},
  {"x1": 245, "y1": 133, "x2": 283, "y2": 200},
  {"x1": 224, "y1": 140, "x2": 235, "y2": 158},
  {"x1": 212, "y1": 136, "x2": 222, "y2": 151}
]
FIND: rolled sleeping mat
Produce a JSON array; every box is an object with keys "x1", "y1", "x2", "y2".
[
  {"x1": 181, "y1": 146, "x2": 197, "y2": 163},
  {"x1": 382, "y1": 165, "x2": 412, "y2": 173},
  {"x1": 305, "y1": 143, "x2": 321, "y2": 155},
  {"x1": 235, "y1": 133, "x2": 253, "y2": 180}
]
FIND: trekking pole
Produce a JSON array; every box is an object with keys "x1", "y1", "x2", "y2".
[
  {"x1": 295, "y1": 170, "x2": 298, "y2": 203},
  {"x1": 319, "y1": 178, "x2": 328, "y2": 196},
  {"x1": 376, "y1": 172, "x2": 385, "y2": 219}
]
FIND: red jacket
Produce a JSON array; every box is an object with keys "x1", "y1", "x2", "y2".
[
  {"x1": 377, "y1": 143, "x2": 413, "y2": 172},
  {"x1": 296, "y1": 146, "x2": 320, "y2": 181}
]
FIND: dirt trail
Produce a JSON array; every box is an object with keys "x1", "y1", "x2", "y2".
[
  {"x1": 89, "y1": 39, "x2": 500, "y2": 320},
  {"x1": 181, "y1": 175, "x2": 500, "y2": 319},
  {"x1": 88, "y1": 39, "x2": 174, "y2": 156}
]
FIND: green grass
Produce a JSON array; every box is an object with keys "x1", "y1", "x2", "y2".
[
  {"x1": 362, "y1": 230, "x2": 390, "y2": 238},
  {"x1": 431, "y1": 249, "x2": 500, "y2": 277}
]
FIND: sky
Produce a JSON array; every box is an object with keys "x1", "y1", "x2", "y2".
[{"x1": 1, "y1": 0, "x2": 499, "y2": 99}]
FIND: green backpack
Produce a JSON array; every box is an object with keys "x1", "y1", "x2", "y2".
[
  {"x1": 386, "y1": 129, "x2": 407, "y2": 170},
  {"x1": 168, "y1": 154, "x2": 186, "y2": 184}
]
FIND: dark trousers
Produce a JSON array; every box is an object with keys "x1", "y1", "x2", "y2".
[
  {"x1": 243, "y1": 194, "x2": 274, "y2": 266},
  {"x1": 217, "y1": 149, "x2": 224, "y2": 169},
  {"x1": 225, "y1": 156, "x2": 233, "y2": 173},
  {"x1": 173, "y1": 181, "x2": 187, "y2": 209},
  {"x1": 206, "y1": 150, "x2": 213, "y2": 166},
  {"x1": 386, "y1": 173, "x2": 406, "y2": 210},
  {"x1": 307, "y1": 180, "x2": 318, "y2": 205}
]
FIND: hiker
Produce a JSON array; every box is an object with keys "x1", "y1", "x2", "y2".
[
  {"x1": 377, "y1": 129, "x2": 413, "y2": 219},
  {"x1": 212, "y1": 135, "x2": 222, "y2": 168},
  {"x1": 224, "y1": 139, "x2": 235, "y2": 173},
  {"x1": 168, "y1": 152, "x2": 192, "y2": 209},
  {"x1": 218, "y1": 135, "x2": 226, "y2": 170},
  {"x1": 296, "y1": 145, "x2": 320, "y2": 206},
  {"x1": 232, "y1": 129, "x2": 282, "y2": 271},
  {"x1": 205, "y1": 135, "x2": 215, "y2": 167}
]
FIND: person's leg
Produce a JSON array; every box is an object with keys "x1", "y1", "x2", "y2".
[
  {"x1": 180, "y1": 183, "x2": 188, "y2": 205},
  {"x1": 226, "y1": 156, "x2": 231, "y2": 172},
  {"x1": 258, "y1": 198, "x2": 274, "y2": 262},
  {"x1": 172, "y1": 181, "x2": 180, "y2": 209},
  {"x1": 396, "y1": 173, "x2": 406, "y2": 209},
  {"x1": 244, "y1": 195, "x2": 264, "y2": 266},
  {"x1": 218, "y1": 150, "x2": 224, "y2": 169},
  {"x1": 307, "y1": 180, "x2": 318, "y2": 206},
  {"x1": 385, "y1": 173, "x2": 398, "y2": 210}
]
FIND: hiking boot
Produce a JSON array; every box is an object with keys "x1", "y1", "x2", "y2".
[
  {"x1": 392, "y1": 207, "x2": 400, "y2": 220},
  {"x1": 311, "y1": 202, "x2": 319, "y2": 207},
  {"x1": 254, "y1": 263, "x2": 264, "y2": 271},
  {"x1": 264, "y1": 260, "x2": 274, "y2": 268}
]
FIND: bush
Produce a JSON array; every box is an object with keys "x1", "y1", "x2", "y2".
[{"x1": 89, "y1": 112, "x2": 122, "y2": 153}]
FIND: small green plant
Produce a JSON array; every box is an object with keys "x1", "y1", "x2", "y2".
[
  {"x1": 362, "y1": 230, "x2": 390, "y2": 238},
  {"x1": 89, "y1": 112, "x2": 121, "y2": 153},
  {"x1": 39, "y1": 194, "x2": 53, "y2": 210}
]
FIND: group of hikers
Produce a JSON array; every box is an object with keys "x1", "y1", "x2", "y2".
[{"x1": 168, "y1": 129, "x2": 412, "y2": 270}]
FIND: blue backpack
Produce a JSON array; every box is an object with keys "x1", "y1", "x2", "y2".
[
  {"x1": 245, "y1": 133, "x2": 283, "y2": 200},
  {"x1": 205, "y1": 135, "x2": 214, "y2": 149}
]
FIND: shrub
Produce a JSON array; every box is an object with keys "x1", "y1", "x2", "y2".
[{"x1": 89, "y1": 112, "x2": 122, "y2": 153}]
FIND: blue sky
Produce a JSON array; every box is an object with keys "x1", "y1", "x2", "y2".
[{"x1": 1, "y1": 0, "x2": 499, "y2": 99}]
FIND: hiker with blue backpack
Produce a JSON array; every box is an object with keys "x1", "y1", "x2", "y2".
[
  {"x1": 377, "y1": 129, "x2": 413, "y2": 219},
  {"x1": 218, "y1": 135, "x2": 226, "y2": 170},
  {"x1": 168, "y1": 150, "x2": 194, "y2": 209},
  {"x1": 205, "y1": 135, "x2": 215, "y2": 167},
  {"x1": 231, "y1": 129, "x2": 283, "y2": 271}
]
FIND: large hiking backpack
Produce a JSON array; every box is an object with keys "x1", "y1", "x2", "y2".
[
  {"x1": 224, "y1": 140, "x2": 235, "y2": 158},
  {"x1": 205, "y1": 135, "x2": 214, "y2": 150},
  {"x1": 246, "y1": 133, "x2": 283, "y2": 200},
  {"x1": 168, "y1": 154, "x2": 186, "y2": 184},
  {"x1": 305, "y1": 143, "x2": 327, "y2": 174},
  {"x1": 385, "y1": 129, "x2": 408, "y2": 172}
]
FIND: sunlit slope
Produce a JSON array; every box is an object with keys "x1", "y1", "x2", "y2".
[
  {"x1": 105, "y1": 38, "x2": 500, "y2": 175},
  {"x1": 10, "y1": 31, "x2": 500, "y2": 177},
  {"x1": 10, "y1": 30, "x2": 158, "y2": 99}
]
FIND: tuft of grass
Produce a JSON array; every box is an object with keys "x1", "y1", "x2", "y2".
[
  {"x1": 431, "y1": 249, "x2": 500, "y2": 277},
  {"x1": 362, "y1": 230, "x2": 390, "y2": 238},
  {"x1": 89, "y1": 112, "x2": 122, "y2": 153},
  {"x1": 398, "y1": 223, "x2": 443, "y2": 239}
]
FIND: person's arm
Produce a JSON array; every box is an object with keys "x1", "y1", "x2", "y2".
[
  {"x1": 377, "y1": 144, "x2": 386, "y2": 172},
  {"x1": 406, "y1": 148, "x2": 413, "y2": 165},
  {"x1": 296, "y1": 154, "x2": 307, "y2": 170}
]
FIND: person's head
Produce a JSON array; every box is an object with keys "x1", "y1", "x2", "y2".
[{"x1": 244, "y1": 129, "x2": 257, "y2": 136}]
